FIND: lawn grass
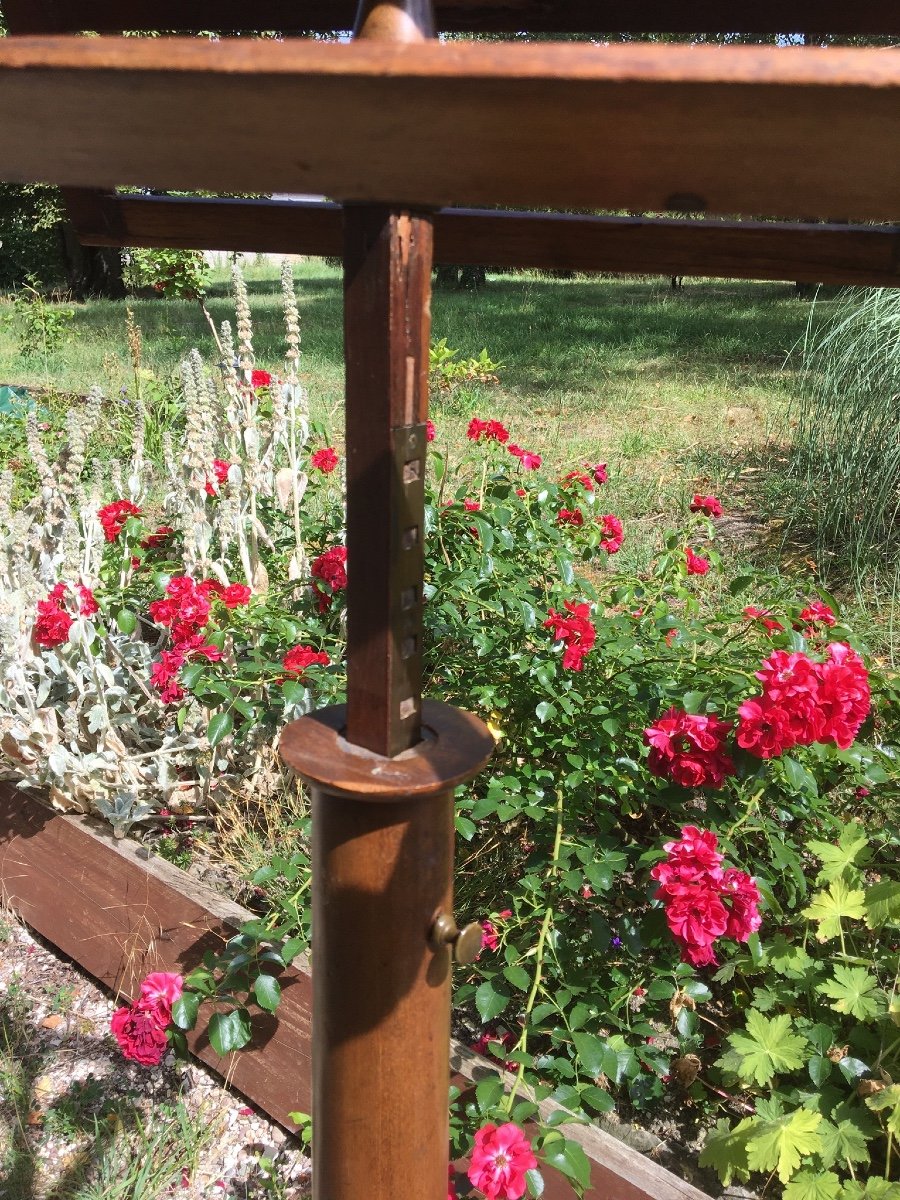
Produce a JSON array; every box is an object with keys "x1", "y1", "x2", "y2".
[{"x1": 3, "y1": 260, "x2": 884, "y2": 647}]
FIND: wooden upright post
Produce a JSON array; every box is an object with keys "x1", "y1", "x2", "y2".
[{"x1": 281, "y1": 5, "x2": 492, "y2": 1199}]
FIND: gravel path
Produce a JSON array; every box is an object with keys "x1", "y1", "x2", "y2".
[{"x1": 0, "y1": 915, "x2": 311, "y2": 1199}]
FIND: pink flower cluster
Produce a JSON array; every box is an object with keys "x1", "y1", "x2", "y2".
[
  {"x1": 651, "y1": 827, "x2": 761, "y2": 967},
  {"x1": 110, "y1": 971, "x2": 183, "y2": 1066},
  {"x1": 645, "y1": 709, "x2": 735, "y2": 789},
  {"x1": 34, "y1": 582, "x2": 99, "y2": 648},
  {"x1": 98, "y1": 498, "x2": 141, "y2": 542},
  {"x1": 468, "y1": 1124, "x2": 537, "y2": 1200},
  {"x1": 737, "y1": 644, "x2": 870, "y2": 757},
  {"x1": 311, "y1": 546, "x2": 348, "y2": 613},
  {"x1": 507, "y1": 444, "x2": 542, "y2": 471},
  {"x1": 544, "y1": 600, "x2": 596, "y2": 671},
  {"x1": 147, "y1": 575, "x2": 252, "y2": 703},
  {"x1": 467, "y1": 418, "x2": 509, "y2": 444}
]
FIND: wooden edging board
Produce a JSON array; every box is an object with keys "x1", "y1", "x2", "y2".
[{"x1": 0, "y1": 784, "x2": 711, "y2": 1200}]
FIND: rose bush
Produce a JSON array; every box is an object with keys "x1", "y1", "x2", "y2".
[{"x1": 2, "y1": 265, "x2": 899, "y2": 1196}]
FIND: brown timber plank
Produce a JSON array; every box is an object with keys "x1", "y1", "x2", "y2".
[
  {"x1": 71, "y1": 193, "x2": 900, "y2": 286},
  {"x1": 1, "y1": 40, "x2": 900, "y2": 221},
  {"x1": 3, "y1": 0, "x2": 898, "y2": 35},
  {"x1": 0, "y1": 784, "x2": 313, "y2": 1127},
  {"x1": 0, "y1": 784, "x2": 712, "y2": 1198}
]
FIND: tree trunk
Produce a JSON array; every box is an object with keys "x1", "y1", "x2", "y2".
[{"x1": 58, "y1": 220, "x2": 126, "y2": 299}]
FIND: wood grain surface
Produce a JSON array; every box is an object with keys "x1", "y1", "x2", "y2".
[
  {"x1": 68, "y1": 192, "x2": 900, "y2": 287},
  {"x1": 1, "y1": 39, "x2": 899, "y2": 220},
  {"x1": 3, "y1": 0, "x2": 897, "y2": 35}
]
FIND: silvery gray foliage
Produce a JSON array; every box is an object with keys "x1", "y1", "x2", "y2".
[{"x1": 0, "y1": 262, "x2": 317, "y2": 834}]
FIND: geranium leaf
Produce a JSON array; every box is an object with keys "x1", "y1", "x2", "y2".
[
  {"x1": 726, "y1": 1010, "x2": 807, "y2": 1086},
  {"x1": 817, "y1": 965, "x2": 882, "y2": 1022},
  {"x1": 865, "y1": 1085, "x2": 900, "y2": 1140},
  {"x1": 864, "y1": 881, "x2": 900, "y2": 929},
  {"x1": 807, "y1": 823, "x2": 871, "y2": 883},
  {"x1": 802, "y1": 880, "x2": 866, "y2": 941},
  {"x1": 818, "y1": 1117, "x2": 871, "y2": 1169},
  {"x1": 697, "y1": 1117, "x2": 754, "y2": 1186},
  {"x1": 745, "y1": 1108, "x2": 822, "y2": 1184},
  {"x1": 784, "y1": 1170, "x2": 842, "y2": 1200}
]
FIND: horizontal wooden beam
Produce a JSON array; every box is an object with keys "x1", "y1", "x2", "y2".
[
  {"x1": 4, "y1": 0, "x2": 899, "y2": 35},
  {"x1": 2, "y1": 40, "x2": 900, "y2": 222},
  {"x1": 0, "y1": 785, "x2": 712, "y2": 1200},
  {"x1": 69, "y1": 192, "x2": 900, "y2": 285}
]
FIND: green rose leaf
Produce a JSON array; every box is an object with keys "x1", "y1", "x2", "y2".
[
  {"x1": 475, "y1": 980, "x2": 509, "y2": 1022},
  {"x1": 253, "y1": 974, "x2": 282, "y2": 1013},
  {"x1": 171, "y1": 992, "x2": 200, "y2": 1031},
  {"x1": 208, "y1": 1007, "x2": 252, "y2": 1057},
  {"x1": 207, "y1": 710, "x2": 234, "y2": 748}
]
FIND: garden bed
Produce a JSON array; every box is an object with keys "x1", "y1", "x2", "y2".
[{"x1": 0, "y1": 782, "x2": 712, "y2": 1200}]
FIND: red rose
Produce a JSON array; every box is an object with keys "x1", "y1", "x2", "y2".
[
  {"x1": 282, "y1": 645, "x2": 331, "y2": 678},
  {"x1": 426, "y1": 419, "x2": 436, "y2": 442},
  {"x1": 251, "y1": 369, "x2": 272, "y2": 390},
  {"x1": 644, "y1": 708, "x2": 734, "y2": 789},
  {"x1": 467, "y1": 417, "x2": 509, "y2": 444},
  {"x1": 98, "y1": 499, "x2": 141, "y2": 543},
  {"x1": 588, "y1": 461, "x2": 608, "y2": 486},
  {"x1": 110, "y1": 1003, "x2": 169, "y2": 1066},
  {"x1": 205, "y1": 459, "x2": 233, "y2": 495},
  {"x1": 562, "y1": 470, "x2": 594, "y2": 492},
  {"x1": 311, "y1": 546, "x2": 348, "y2": 613},
  {"x1": 743, "y1": 605, "x2": 783, "y2": 634},
  {"x1": 221, "y1": 583, "x2": 251, "y2": 609},
  {"x1": 690, "y1": 494, "x2": 723, "y2": 517},
  {"x1": 311, "y1": 447, "x2": 339, "y2": 474},
  {"x1": 138, "y1": 971, "x2": 183, "y2": 1026},
  {"x1": 544, "y1": 600, "x2": 596, "y2": 671},
  {"x1": 507, "y1": 444, "x2": 542, "y2": 470},
  {"x1": 76, "y1": 585, "x2": 99, "y2": 616},
  {"x1": 598, "y1": 513, "x2": 623, "y2": 554},
  {"x1": 684, "y1": 547, "x2": 710, "y2": 575},
  {"x1": 141, "y1": 525, "x2": 174, "y2": 552},
  {"x1": 34, "y1": 598, "x2": 73, "y2": 648},
  {"x1": 660, "y1": 881, "x2": 729, "y2": 967},
  {"x1": 557, "y1": 508, "x2": 583, "y2": 527}
]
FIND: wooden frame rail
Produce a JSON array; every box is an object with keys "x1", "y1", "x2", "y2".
[
  {"x1": 67, "y1": 192, "x2": 900, "y2": 286},
  {"x1": 0, "y1": 785, "x2": 712, "y2": 1200},
  {"x1": 1, "y1": 40, "x2": 900, "y2": 221},
  {"x1": 4, "y1": 0, "x2": 899, "y2": 35}
]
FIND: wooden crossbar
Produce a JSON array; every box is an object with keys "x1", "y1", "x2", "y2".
[
  {"x1": 4, "y1": 0, "x2": 899, "y2": 35},
  {"x1": 1, "y1": 40, "x2": 900, "y2": 221},
  {"x1": 67, "y1": 192, "x2": 900, "y2": 286}
]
